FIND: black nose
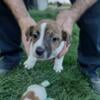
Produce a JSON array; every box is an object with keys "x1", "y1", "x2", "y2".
[{"x1": 36, "y1": 47, "x2": 45, "y2": 56}]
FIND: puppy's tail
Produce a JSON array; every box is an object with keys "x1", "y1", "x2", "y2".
[{"x1": 41, "y1": 80, "x2": 50, "y2": 88}]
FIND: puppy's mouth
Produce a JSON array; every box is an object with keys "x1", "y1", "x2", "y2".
[{"x1": 35, "y1": 53, "x2": 50, "y2": 60}]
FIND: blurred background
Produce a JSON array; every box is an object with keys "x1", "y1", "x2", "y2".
[{"x1": 30, "y1": 0, "x2": 71, "y2": 10}]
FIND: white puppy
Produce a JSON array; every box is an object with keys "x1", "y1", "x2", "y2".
[
  {"x1": 24, "y1": 19, "x2": 70, "y2": 73},
  {"x1": 21, "y1": 80, "x2": 53, "y2": 100}
]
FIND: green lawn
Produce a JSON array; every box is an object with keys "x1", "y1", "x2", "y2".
[{"x1": 0, "y1": 9, "x2": 100, "y2": 100}]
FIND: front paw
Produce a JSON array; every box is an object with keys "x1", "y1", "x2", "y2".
[
  {"x1": 24, "y1": 60, "x2": 35, "y2": 70},
  {"x1": 53, "y1": 65, "x2": 63, "y2": 73}
]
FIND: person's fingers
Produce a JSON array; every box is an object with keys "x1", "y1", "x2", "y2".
[
  {"x1": 56, "y1": 18, "x2": 63, "y2": 26},
  {"x1": 57, "y1": 42, "x2": 70, "y2": 58},
  {"x1": 62, "y1": 19, "x2": 73, "y2": 35},
  {"x1": 22, "y1": 33, "x2": 31, "y2": 55}
]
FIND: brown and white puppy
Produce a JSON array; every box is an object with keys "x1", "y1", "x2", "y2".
[
  {"x1": 21, "y1": 80, "x2": 50, "y2": 100},
  {"x1": 24, "y1": 19, "x2": 70, "y2": 73}
]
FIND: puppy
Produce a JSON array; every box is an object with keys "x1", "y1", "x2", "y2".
[
  {"x1": 21, "y1": 80, "x2": 50, "y2": 100},
  {"x1": 24, "y1": 19, "x2": 70, "y2": 73}
]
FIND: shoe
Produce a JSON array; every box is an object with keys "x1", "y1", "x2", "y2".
[
  {"x1": 79, "y1": 63, "x2": 100, "y2": 94},
  {"x1": 0, "y1": 52, "x2": 22, "y2": 74},
  {"x1": 0, "y1": 69, "x2": 9, "y2": 74},
  {"x1": 91, "y1": 76, "x2": 100, "y2": 94}
]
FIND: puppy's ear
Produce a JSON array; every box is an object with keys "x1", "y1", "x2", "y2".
[
  {"x1": 62, "y1": 30, "x2": 67, "y2": 41},
  {"x1": 21, "y1": 91, "x2": 39, "y2": 100},
  {"x1": 62, "y1": 30, "x2": 71, "y2": 46},
  {"x1": 26, "y1": 26, "x2": 34, "y2": 41}
]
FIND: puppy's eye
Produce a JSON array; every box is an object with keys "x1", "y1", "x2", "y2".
[
  {"x1": 52, "y1": 37, "x2": 59, "y2": 42},
  {"x1": 33, "y1": 34, "x2": 38, "y2": 39},
  {"x1": 32, "y1": 31, "x2": 40, "y2": 39}
]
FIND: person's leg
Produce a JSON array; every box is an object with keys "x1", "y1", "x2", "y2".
[
  {"x1": 70, "y1": 0, "x2": 100, "y2": 93},
  {"x1": 77, "y1": 2, "x2": 100, "y2": 65},
  {"x1": 78, "y1": 1, "x2": 100, "y2": 93},
  {"x1": 0, "y1": 17, "x2": 23, "y2": 74}
]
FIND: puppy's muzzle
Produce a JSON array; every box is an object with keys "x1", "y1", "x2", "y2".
[{"x1": 36, "y1": 46, "x2": 45, "y2": 56}]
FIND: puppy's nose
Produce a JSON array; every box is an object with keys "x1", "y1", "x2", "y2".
[{"x1": 36, "y1": 47, "x2": 45, "y2": 56}]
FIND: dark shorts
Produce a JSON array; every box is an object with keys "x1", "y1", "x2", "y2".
[
  {"x1": 0, "y1": 0, "x2": 32, "y2": 55},
  {"x1": 0, "y1": 0, "x2": 32, "y2": 69},
  {"x1": 70, "y1": 0, "x2": 100, "y2": 65},
  {"x1": 0, "y1": 1, "x2": 22, "y2": 56}
]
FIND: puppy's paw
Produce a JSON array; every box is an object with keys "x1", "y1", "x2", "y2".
[
  {"x1": 24, "y1": 60, "x2": 35, "y2": 70},
  {"x1": 53, "y1": 65, "x2": 63, "y2": 73}
]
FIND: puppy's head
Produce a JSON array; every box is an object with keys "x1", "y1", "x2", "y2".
[{"x1": 26, "y1": 19, "x2": 69, "y2": 59}]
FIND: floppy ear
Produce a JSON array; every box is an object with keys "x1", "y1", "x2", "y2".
[
  {"x1": 21, "y1": 91, "x2": 39, "y2": 100},
  {"x1": 62, "y1": 30, "x2": 67, "y2": 41},
  {"x1": 62, "y1": 30, "x2": 71, "y2": 46},
  {"x1": 26, "y1": 26, "x2": 34, "y2": 41}
]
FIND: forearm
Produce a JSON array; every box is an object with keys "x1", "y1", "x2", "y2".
[
  {"x1": 70, "y1": 0, "x2": 97, "y2": 21},
  {"x1": 3, "y1": 0, "x2": 30, "y2": 27}
]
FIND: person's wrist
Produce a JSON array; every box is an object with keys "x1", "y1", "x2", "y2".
[
  {"x1": 69, "y1": 7, "x2": 81, "y2": 22},
  {"x1": 62, "y1": 9, "x2": 77, "y2": 26},
  {"x1": 18, "y1": 16, "x2": 30, "y2": 29}
]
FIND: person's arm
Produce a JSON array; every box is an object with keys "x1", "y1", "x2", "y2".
[
  {"x1": 3, "y1": 0, "x2": 35, "y2": 29},
  {"x1": 3, "y1": 0, "x2": 36, "y2": 34},
  {"x1": 3, "y1": 0, "x2": 36, "y2": 55},
  {"x1": 56, "y1": 0, "x2": 97, "y2": 57},
  {"x1": 70, "y1": 0, "x2": 97, "y2": 22},
  {"x1": 57, "y1": 0, "x2": 97, "y2": 33}
]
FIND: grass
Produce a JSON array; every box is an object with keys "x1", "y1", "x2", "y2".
[{"x1": 0, "y1": 9, "x2": 100, "y2": 100}]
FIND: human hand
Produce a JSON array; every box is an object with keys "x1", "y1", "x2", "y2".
[
  {"x1": 19, "y1": 17, "x2": 37, "y2": 55},
  {"x1": 56, "y1": 10, "x2": 75, "y2": 57}
]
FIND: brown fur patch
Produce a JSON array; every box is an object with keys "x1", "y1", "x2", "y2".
[{"x1": 21, "y1": 91, "x2": 39, "y2": 100}]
